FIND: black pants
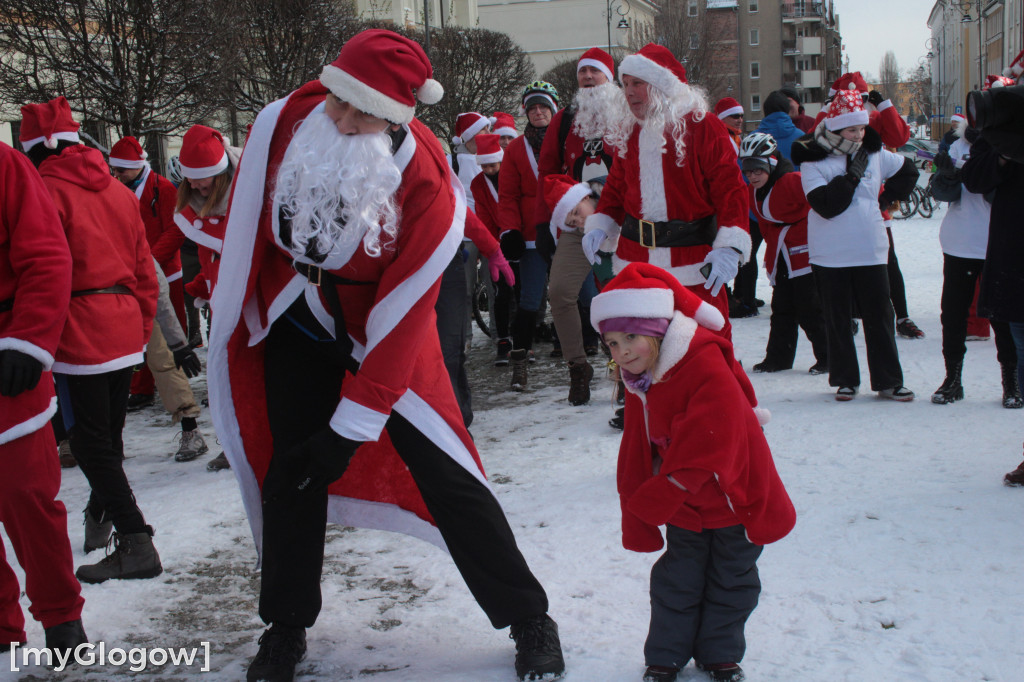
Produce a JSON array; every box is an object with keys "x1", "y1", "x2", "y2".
[
  {"x1": 55, "y1": 367, "x2": 149, "y2": 533},
  {"x1": 733, "y1": 219, "x2": 763, "y2": 306},
  {"x1": 762, "y1": 260, "x2": 828, "y2": 369},
  {"x1": 886, "y1": 228, "x2": 909, "y2": 320},
  {"x1": 259, "y1": 318, "x2": 548, "y2": 630},
  {"x1": 813, "y1": 264, "x2": 903, "y2": 391},
  {"x1": 180, "y1": 240, "x2": 202, "y2": 343},
  {"x1": 941, "y1": 254, "x2": 1016, "y2": 369},
  {"x1": 435, "y1": 253, "x2": 472, "y2": 427}
]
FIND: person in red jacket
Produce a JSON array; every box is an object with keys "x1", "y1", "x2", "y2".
[
  {"x1": 0, "y1": 140, "x2": 87, "y2": 657},
  {"x1": 739, "y1": 132, "x2": 829, "y2": 375},
  {"x1": 591, "y1": 263, "x2": 795, "y2": 682},
  {"x1": 20, "y1": 97, "x2": 162, "y2": 584},
  {"x1": 109, "y1": 136, "x2": 187, "y2": 410}
]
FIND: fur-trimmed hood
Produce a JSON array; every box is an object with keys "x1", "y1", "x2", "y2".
[{"x1": 791, "y1": 123, "x2": 882, "y2": 166}]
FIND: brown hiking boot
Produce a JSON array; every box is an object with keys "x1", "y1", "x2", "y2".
[
  {"x1": 510, "y1": 349, "x2": 528, "y2": 391},
  {"x1": 58, "y1": 440, "x2": 77, "y2": 468},
  {"x1": 567, "y1": 361, "x2": 594, "y2": 406},
  {"x1": 1004, "y1": 458, "x2": 1024, "y2": 487}
]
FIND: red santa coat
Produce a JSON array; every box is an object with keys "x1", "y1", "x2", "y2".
[
  {"x1": 497, "y1": 135, "x2": 541, "y2": 244},
  {"x1": 0, "y1": 142, "x2": 72, "y2": 444},
  {"x1": 208, "y1": 81, "x2": 490, "y2": 554},
  {"x1": 175, "y1": 206, "x2": 225, "y2": 305},
  {"x1": 38, "y1": 145, "x2": 157, "y2": 374},
  {"x1": 618, "y1": 312, "x2": 795, "y2": 553},
  {"x1": 586, "y1": 113, "x2": 751, "y2": 288},
  {"x1": 464, "y1": 209, "x2": 499, "y2": 256},
  {"x1": 134, "y1": 166, "x2": 184, "y2": 281},
  {"x1": 470, "y1": 172, "x2": 501, "y2": 239},
  {"x1": 749, "y1": 171, "x2": 812, "y2": 285}
]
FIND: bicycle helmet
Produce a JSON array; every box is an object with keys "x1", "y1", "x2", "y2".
[
  {"x1": 522, "y1": 80, "x2": 559, "y2": 111},
  {"x1": 166, "y1": 155, "x2": 183, "y2": 186},
  {"x1": 738, "y1": 132, "x2": 777, "y2": 173}
]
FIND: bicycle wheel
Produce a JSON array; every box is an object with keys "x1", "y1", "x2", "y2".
[
  {"x1": 472, "y1": 277, "x2": 492, "y2": 338},
  {"x1": 896, "y1": 190, "x2": 917, "y2": 220},
  {"x1": 916, "y1": 187, "x2": 934, "y2": 219}
]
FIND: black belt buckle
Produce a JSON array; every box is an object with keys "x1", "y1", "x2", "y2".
[{"x1": 638, "y1": 219, "x2": 657, "y2": 249}]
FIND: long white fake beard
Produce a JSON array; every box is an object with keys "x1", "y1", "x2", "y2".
[
  {"x1": 605, "y1": 83, "x2": 710, "y2": 167},
  {"x1": 572, "y1": 82, "x2": 627, "y2": 141},
  {"x1": 273, "y1": 112, "x2": 402, "y2": 259}
]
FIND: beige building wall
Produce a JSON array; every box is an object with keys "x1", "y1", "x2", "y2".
[
  {"x1": 357, "y1": 0, "x2": 480, "y2": 30},
  {"x1": 738, "y1": 0, "x2": 783, "y2": 128}
]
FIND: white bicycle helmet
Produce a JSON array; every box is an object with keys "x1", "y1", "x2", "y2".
[
  {"x1": 739, "y1": 132, "x2": 778, "y2": 161},
  {"x1": 166, "y1": 155, "x2": 183, "y2": 186}
]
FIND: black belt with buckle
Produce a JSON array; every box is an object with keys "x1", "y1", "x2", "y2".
[
  {"x1": 0, "y1": 285, "x2": 131, "y2": 313},
  {"x1": 292, "y1": 262, "x2": 374, "y2": 288},
  {"x1": 621, "y1": 214, "x2": 717, "y2": 249},
  {"x1": 292, "y1": 261, "x2": 374, "y2": 374}
]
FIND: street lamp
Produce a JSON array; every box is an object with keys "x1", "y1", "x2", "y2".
[{"x1": 607, "y1": 0, "x2": 631, "y2": 53}]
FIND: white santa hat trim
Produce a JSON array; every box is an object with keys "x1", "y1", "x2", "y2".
[
  {"x1": 451, "y1": 115, "x2": 493, "y2": 146},
  {"x1": 620, "y1": 53, "x2": 684, "y2": 98},
  {"x1": 20, "y1": 131, "x2": 80, "y2": 153},
  {"x1": 824, "y1": 109, "x2": 869, "y2": 132},
  {"x1": 475, "y1": 150, "x2": 503, "y2": 164},
  {"x1": 108, "y1": 157, "x2": 148, "y2": 169},
  {"x1": 320, "y1": 64, "x2": 426, "y2": 125},
  {"x1": 494, "y1": 125, "x2": 517, "y2": 137},
  {"x1": 550, "y1": 182, "x2": 593, "y2": 231},
  {"x1": 179, "y1": 153, "x2": 229, "y2": 180},
  {"x1": 578, "y1": 57, "x2": 614, "y2": 83},
  {"x1": 717, "y1": 105, "x2": 744, "y2": 119},
  {"x1": 950, "y1": 114, "x2": 966, "y2": 124}
]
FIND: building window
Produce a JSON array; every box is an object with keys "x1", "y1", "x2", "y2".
[
  {"x1": 749, "y1": 0, "x2": 759, "y2": 11},
  {"x1": 750, "y1": 61, "x2": 760, "y2": 79},
  {"x1": 688, "y1": 0, "x2": 698, "y2": 17},
  {"x1": 750, "y1": 28, "x2": 759, "y2": 46},
  {"x1": 690, "y1": 34, "x2": 699, "y2": 50},
  {"x1": 751, "y1": 94, "x2": 761, "y2": 112}
]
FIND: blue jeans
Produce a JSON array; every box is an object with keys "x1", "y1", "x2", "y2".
[{"x1": 518, "y1": 248, "x2": 548, "y2": 313}]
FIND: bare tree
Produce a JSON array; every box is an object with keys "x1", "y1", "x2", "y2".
[
  {"x1": 541, "y1": 58, "x2": 583, "y2": 108},
  {"x1": 0, "y1": 0, "x2": 229, "y2": 146},
  {"x1": 878, "y1": 50, "x2": 900, "y2": 102},
  {"x1": 905, "y1": 64, "x2": 932, "y2": 126}
]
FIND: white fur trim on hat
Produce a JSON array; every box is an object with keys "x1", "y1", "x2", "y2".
[
  {"x1": 451, "y1": 115, "x2": 491, "y2": 146},
  {"x1": 522, "y1": 93, "x2": 557, "y2": 113},
  {"x1": 320, "y1": 64, "x2": 416, "y2": 124},
  {"x1": 620, "y1": 53, "x2": 683, "y2": 97},
  {"x1": 417, "y1": 79, "x2": 444, "y2": 105},
  {"x1": 578, "y1": 57, "x2": 614, "y2": 83},
  {"x1": 591, "y1": 287, "x2": 675, "y2": 329},
  {"x1": 20, "y1": 131, "x2": 80, "y2": 153},
  {"x1": 475, "y1": 150, "x2": 504, "y2": 164},
  {"x1": 717, "y1": 105, "x2": 744, "y2": 119},
  {"x1": 824, "y1": 109, "x2": 869, "y2": 132},
  {"x1": 180, "y1": 152, "x2": 228, "y2": 179},
  {"x1": 108, "y1": 157, "x2": 148, "y2": 169},
  {"x1": 494, "y1": 126, "x2": 517, "y2": 137},
  {"x1": 551, "y1": 182, "x2": 593, "y2": 231}
]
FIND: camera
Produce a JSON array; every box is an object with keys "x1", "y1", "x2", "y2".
[{"x1": 966, "y1": 84, "x2": 1024, "y2": 161}]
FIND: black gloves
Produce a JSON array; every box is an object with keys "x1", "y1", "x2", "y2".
[
  {"x1": 500, "y1": 230, "x2": 526, "y2": 261},
  {"x1": 172, "y1": 345, "x2": 202, "y2": 378},
  {"x1": 964, "y1": 127, "x2": 980, "y2": 145},
  {"x1": 267, "y1": 428, "x2": 363, "y2": 504},
  {"x1": 846, "y1": 149, "x2": 870, "y2": 182},
  {"x1": 867, "y1": 90, "x2": 884, "y2": 107},
  {"x1": 933, "y1": 151, "x2": 955, "y2": 175},
  {"x1": 534, "y1": 223, "x2": 555, "y2": 264},
  {"x1": 0, "y1": 349, "x2": 43, "y2": 398}
]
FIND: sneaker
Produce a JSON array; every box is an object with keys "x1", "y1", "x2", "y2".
[
  {"x1": 835, "y1": 386, "x2": 857, "y2": 401},
  {"x1": 45, "y1": 619, "x2": 87, "y2": 660},
  {"x1": 643, "y1": 666, "x2": 680, "y2": 682},
  {"x1": 878, "y1": 385, "x2": 915, "y2": 402},
  {"x1": 510, "y1": 350, "x2": 529, "y2": 391},
  {"x1": 247, "y1": 624, "x2": 306, "y2": 682},
  {"x1": 75, "y1": 530, "x2": 162, "y2": 584},
  {"x1": 126, "y1": 393, "x2": 155, "y2": 412},
  {"x1": 966, "y1": 334, "x2": 990, "y2": 342},
  {"x1": 752, "y1": 360, "x2": 789, "y2": 373},
  {"x1": 729, "y1": 303, "x2": 758, "y2": 319},
  {"x1": 696, "y1": 662, "x2": 746, "y2": 681},
  {"x1": 509, "y1": 614, "x2": 564, "y2": 680},
  {"x1": 567, "y1": 361, "x2": 594, "y2": 406},
  {"x1": 584, "y1": 345, "x2": 600, "y2": 357},
  {"x1": 808, "y1": 362, "x2": 828, "y2": 375},
  {"x1": 207, "y1": 452, "x2": 230, "y2": 471},
  {"x1": 1004, "y1": 459, "x2": 1024, "y2": 487},
  {"x1": 174, "y1": 429, "x2": 209, "y2": 462},
  {"x1": 58, "y1": 440, "x2": 77, "y2": 468},
  {"x1": 83, "y1": 507, "x2": 112, "y2": 554},
  {"x1": 609, "y1": 407, "x2": 624, "y2": 430},
  {"x1": 896, "y1": 318, "x2": 925, "y2": 339}
]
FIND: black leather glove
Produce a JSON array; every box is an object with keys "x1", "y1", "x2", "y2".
[
  {"x1": 933, "y1": 151, "x2": 955, "y2": 175},
  {"x1": 0, "y1": 349, "x2": 44, "y2": 398},
  {"x1": 268, "y1": 429, "x2": 362, "y2": 504},
  {"x1": 964, "y1": 127, "x2": 980, "y2": 145},
  {"x1": 846, "y1": 149, "x2": 870, "y2": 182},
  {"x1": 534, "y1": 222, "x2": 555, "y2": 265},
  {"x1": 500, "y1": 230, "x2": 526, "y2": 261},
  {"x1": 172, "y1": 346, "x2": 202, "y2": 379},
  {"x1": 867, "y1": 90, "x2": 884, "y2": 107}
]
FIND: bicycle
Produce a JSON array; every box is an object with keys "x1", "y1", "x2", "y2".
[
  {"x1": 895, "y1": 190, "x2": 918, "y2": 220},
  {"x1": 914, "y1": 182, "x2": 934, "y2": 219}
]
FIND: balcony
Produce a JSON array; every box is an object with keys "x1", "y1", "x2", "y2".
[
  {"x1": 782, "y1": 39, "x2": 800, "y2": 56},
  {"x1": 782, "y1": 2, "x2": 825, "y2": 20},
  {"x1": 800, "y1": 36, "x2": 823, "y2": 55}
]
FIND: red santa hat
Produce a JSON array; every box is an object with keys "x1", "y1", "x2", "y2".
[
  {"x1": 591, "y1": 262, "x2": 725, "y2": 335},
  {"x1": 715, "y1": 97, "x2": 744, "y2": 119},
  {"x1": 19, "y1": 96, "x2": 80, "y2": 153},
  {"x1": 179, "y1": 125, "x2": 228, "y2": 179},
  {"x1": 984, "y1": 74, "x2": 1016, "y2": 90},
  {"x1": 620, "y1": 44, "x2": 688, "y2": 98},
  {"x1": 577, "y1": 47, "x2": 615, "y2": 83},
  {"x1": 1003, "y1": 48, "x2": 1024, "y2": 80},
  {"x1": 109, "y1": 136, "x2": 148, "y2": 169},
  {"x1": 474, "y1": 134, "x2": 504, "y2": 164},
  {"x1": 544, "y1": 174, "x2": 593, "y2": 231},
  {"x1": 319, "y1": 29, "x2": 444, "y2": 125},
  {"x1": 452, "y1": 112, "x2": 493, "y2": 146},
  {"x1": 824, "y1": 89, "x2": 869, "y2": 132},
  {"x1": 491, "y1": 111, "x2": 518, "y2": 137},
  {"x1": 950, "y1": 113, "x2": 966, "y2": 124},
  {"x1": 828, "y1": 71, "x2": 869, "y2": 98}
]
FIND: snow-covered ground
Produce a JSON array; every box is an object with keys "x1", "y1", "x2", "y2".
[{"x1": 5, "y1": 202, "x2": 1024, "y2": 681}]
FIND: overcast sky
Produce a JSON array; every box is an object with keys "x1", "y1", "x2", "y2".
[{"x1": 835, "y1": 0, "x2": 935, "y2": 80}]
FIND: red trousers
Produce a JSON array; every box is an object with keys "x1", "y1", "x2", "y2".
[{"x1": 0, "y1": 426, "x2": 83, "y2": 644}]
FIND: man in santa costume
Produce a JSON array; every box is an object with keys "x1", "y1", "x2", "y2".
[
  {"x1": 581, "y1": 43, "x2": 751, "y2": 339},
  {"x1": 492, "y1": 111, "x2": 519, "y2": 149},
  {"x1": 209, "y1": 29, "x2": 563, "y2": 682},
  {"x1": 714, "y1": 96, "x2": 744, "y2": 150},
  {"x1": 0, "y1": 139, "x2": 87, "y2": 657},
  {"x1": 20, "y1": 97, "x2": 161, "y2": 584}
]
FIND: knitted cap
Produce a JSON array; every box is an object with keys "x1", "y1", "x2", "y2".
[{"x1": 824, "y1": 89, "x2": 869, "y2": 132}]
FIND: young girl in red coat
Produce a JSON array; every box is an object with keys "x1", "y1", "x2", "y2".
[{"x1": 590, "y1": 262, "x2": 796, "y2": 682}]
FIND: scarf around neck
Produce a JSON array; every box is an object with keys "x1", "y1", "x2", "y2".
[{"x1": 524, "y1": 123, "x2": 548, "y2": 155}]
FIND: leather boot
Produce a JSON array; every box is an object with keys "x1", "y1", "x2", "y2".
[
  {"x1": 931, "y1": 360, "x2": 964, "y2": 404},
  {"x1": 510, "y1": 350, "x2": 529, "y2": 391},
  {"x1": 45, "y1": 619, "x2": 87, "y2": 660},
  {"x1": 567, "y1": 361, "x2": 594, "y2": 406},
  {"x1": 83, "y1": 507, "x2": 112, "y2": 554},
  {"x1": 75, "y1": 530, "x2": 162, "y2": 584},
  {"x1": 1001, "y1": 364, "x2": 1023, "y2": 409}
]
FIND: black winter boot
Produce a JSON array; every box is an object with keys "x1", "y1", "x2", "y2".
[
  {"x1": 83, "y1": 506, "x2": 112, "y2": 554},
  {"x1": 567, "y1": 361, "x2": 594, "y2": 406},
  {"x1": 510, "y1": 350, "x2": 529, "y2": 391},
  {"x1": 75, "y1": 530, "x2": 162, "y2": 584},
  {"x1": 1001, "y1": 364, "x2": 1023, "y2": 409},
  {"x1": 931, "y1": 361, "x2": 964, "y2": 405},
  {"x1": 45, "y1": 619, "x2": 87, "y2": 660},
  {"x1": 247, "y1": 624, "x2": 306, "y2": 682},
  {"x1": 509, "y1": 614, "x2": 564, "y2": 680}
]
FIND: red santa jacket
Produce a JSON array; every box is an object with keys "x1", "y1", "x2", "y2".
[
  {"x1": 748, "y1": 171, "x2": 812, "y2": 285},
  {"x1": 618, "y1": 313, "x2": 796, "y2": 552},
  {"x1": 134, "y1": 166, "x2": 183, "y2": 280},
  {"x1": 175, "y1": 205, "x2": 225, "y2": 304},
  {"x1": 208, "y1": 81, "x2": 490, "y2": 555},
  {"x1": 470, "y1": 172, "x2": 501, "y2": 239},
  {"x1": 0, "y1": 142, "x2": 72, "y2": 444},
  {"x1": 497, "y1": 134, "x2": 541, "y2": 244},
  {"x1": 38, "y1": 145, "x2": 157, "y2": 374},
  {"x1": 586, "y1": 113, "x2": 751, "y2": 287},
  {"x1": 464, "y1": 209, "x2": 499, "y2": 257}
]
